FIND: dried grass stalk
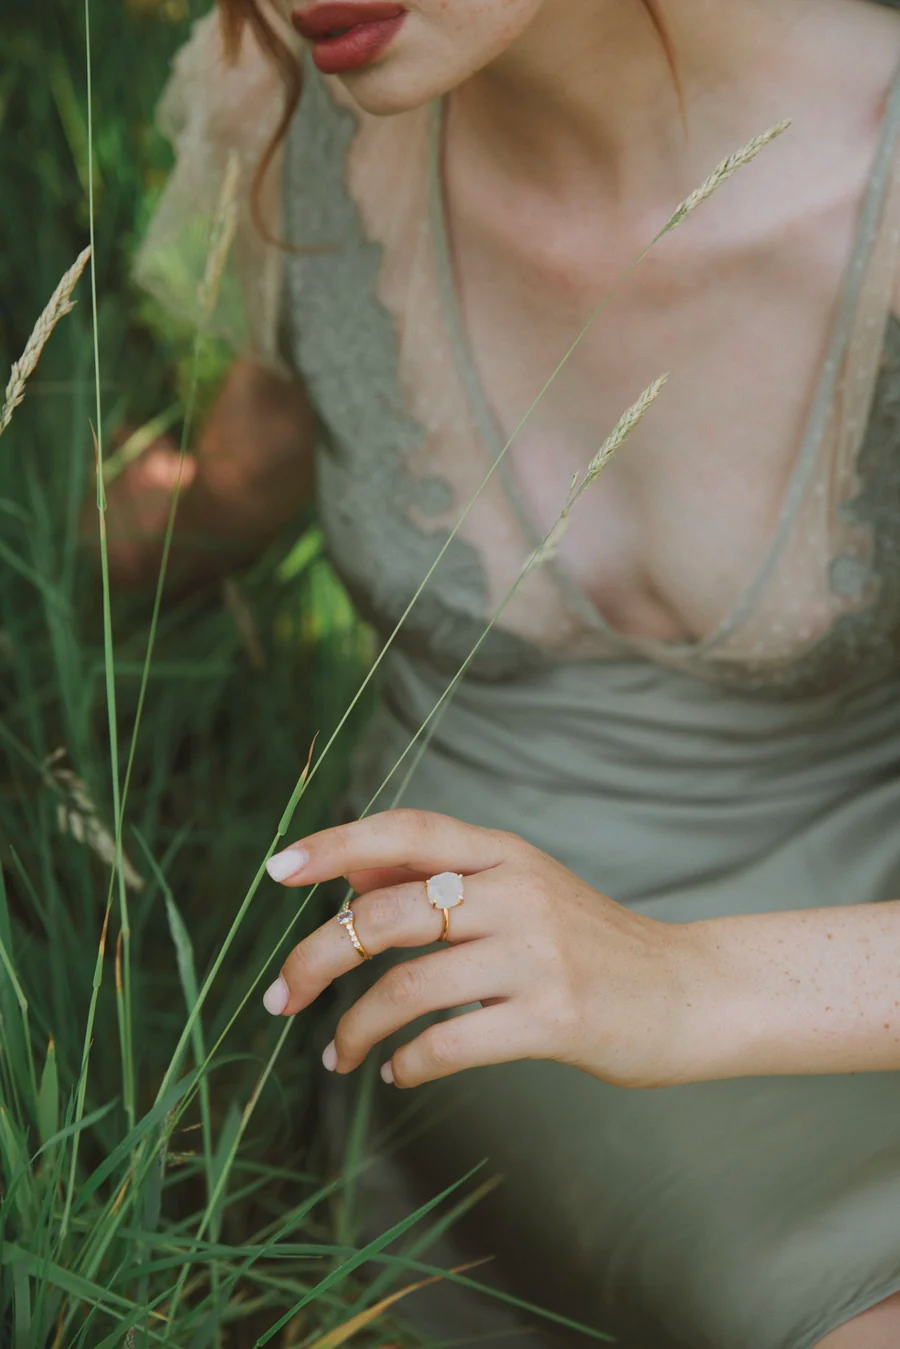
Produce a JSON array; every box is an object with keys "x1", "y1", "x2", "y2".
[
  {"x1": 222, "y1": 577, "x2": 266, "y2": 671},
  {"x1": 663, "y1": 121, "x2": 791, "y2": 234},
  {"x1": 530, "y1": 374, "x2": 668, "y2": 568},
  {"x1": 0, "y1": 246, "x2": 92, "y2": 437},
  {"x1": 197, "y1": 151, "x2": 241, "y2": 319}
]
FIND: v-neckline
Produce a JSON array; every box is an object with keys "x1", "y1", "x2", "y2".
[{"x1": 426, "y1": 61, "x2": 900, "y2": 656}]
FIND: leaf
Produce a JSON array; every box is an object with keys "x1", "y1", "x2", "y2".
[
  {"x1": 276, "y1": 734, "x2": 318, "y2": 836},
  {"x1": 0, "y1": 863, "x2": 36, "y2": 1106},
  {"x1": 276, "y1": 526, "x2": 324, "y2": 583},
  {"x1": 163, "y1": 893, "x2": 200, "y2": 1047},
  {"x1": 141, "y1": 1135, "x2": 165, "y2": 1241},
  {"x1": 0, "y1": 882, "x2": 29, "y2": 1015},
  {"x1": 0, "y1": 1107, "x2": 36, "y2": 1228},
  {"x1": 36, "y1": 1038, "x2": 59, "y2": 1160}
]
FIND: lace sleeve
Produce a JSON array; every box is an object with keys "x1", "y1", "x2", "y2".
[{"x1": 132, "y1": 6, "x2": 298, "y2": 374}]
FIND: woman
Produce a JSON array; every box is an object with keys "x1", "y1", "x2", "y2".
[{"x1": 125, "y1": 0, "x2": 900, "y2": 1344}]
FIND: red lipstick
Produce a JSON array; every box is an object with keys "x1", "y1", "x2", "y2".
[{"x1": 291, "y1": 3, "x2": 407, "y2": 74}]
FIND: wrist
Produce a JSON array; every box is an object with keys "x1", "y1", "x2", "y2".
[{"x1": 662, "y1": 917, "x2": 755, "y2": 1086}]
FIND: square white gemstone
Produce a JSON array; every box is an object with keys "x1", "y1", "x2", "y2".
[{"x1": 426, "y1": 871, "x2": 464, "y2": 908}]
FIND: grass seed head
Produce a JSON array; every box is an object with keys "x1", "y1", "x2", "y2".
[
  {"x1": 662, "y1": 120, "x2": 791, "y2": 235},
  {"x1": 0, "y1": 246, "x2": 92, "y2": 437}
]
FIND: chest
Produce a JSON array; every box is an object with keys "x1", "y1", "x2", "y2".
[
  {"x1": 442, "y1": 170, "x2": 865, "y2": 641},
  {"x1": 285, "y1": 69, "x2": 900, "y2": 694}
]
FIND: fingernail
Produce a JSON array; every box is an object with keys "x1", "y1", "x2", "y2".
[
  {"x1": 266, "y1": 847, "x2": 309, "y2": 883},
  {"x1": 263, "y1": 977, "x2": 289, "y2": 1015},
  {"x1": 322, "y1": 1040, "x2": 338, "y2": 1072},
  {"x1": 380, "y1": 1061, "x2": 394, "y2": 1085}
]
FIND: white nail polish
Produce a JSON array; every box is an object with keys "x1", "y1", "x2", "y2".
[
  {"x1": 322, "y1": 1041, "x2": 338, "y2": 1072},
  {"x1": 380, "y1": 1061, "x2": 394, "y2": 1085},
  {"x1": 266, "y1": 847, "x2": 309, "y2": 883},
  {"x1": 263, "y1": 977, "x2": 289, "y2": 1015}
]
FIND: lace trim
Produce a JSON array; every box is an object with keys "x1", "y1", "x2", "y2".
[{"x1": 281, "y1": 55, "x2": 540, "y2": 680}]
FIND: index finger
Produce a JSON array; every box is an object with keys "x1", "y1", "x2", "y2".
[{"x1": 265, "y1": 809, "x2": 513, "y2": 887}]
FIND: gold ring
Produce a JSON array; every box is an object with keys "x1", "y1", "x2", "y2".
[
  {"x1": 425, "y1": 871, "x2": 465, "y2": 942},
  {"x1": 336, "y1": 902, "x2": 369, "y2": 960}
]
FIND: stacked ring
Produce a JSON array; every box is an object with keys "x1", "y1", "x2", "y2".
[{"x1": 336, "y1": 902, "x2": 369, "y2": 960}]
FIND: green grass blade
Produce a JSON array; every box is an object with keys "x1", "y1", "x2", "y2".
[
  {"x1": 135, "y1": 832, "x2": 214, "y2": 1190},
  {"x1": 36, "y1": 1038, "x2": 59, "y2": 1167},
  {"x1": 0, "y1": 1241, "x2": 164, "y2": 1327},
  {"x1": 71, "y1": 1073, "x2": 195, "y2": 1217},
  {"x1": 164, "y1": 1018, "x2": 295, "y2": 1333},
  {"x1": 82, "y1": 0, "x2": 136, "y2": 1148},
  {"x1": 59, "y1": 891, "x2": 114, "y2": 1241},
  {"x1": 89, "y1": 1288, "x2": 173, "y2": 1349},
  {"x1": 0, "y1": 1107, "x2": 37, "y2": 1229},
  {"x1": 253, "y1": 1165, "x2": 484, "y2": 1347},
  {"x1": 12, "y1": 1254, "x2": 32, "y2": 1349},
  {"x1": 37, "y1": 1101, "x2": 118, "y2": 1160},
  {"x1": 0, "y1": 539, "x2": 71, "y2": 612}
]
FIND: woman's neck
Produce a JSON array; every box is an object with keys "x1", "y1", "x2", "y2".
[{"x1": 451, "y1": 0, "x2": 893, "y2": 216}]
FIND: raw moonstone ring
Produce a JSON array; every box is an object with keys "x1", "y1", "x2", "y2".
[{"x1": 425, "y1": 871, "x2": 465, "y2": 941}]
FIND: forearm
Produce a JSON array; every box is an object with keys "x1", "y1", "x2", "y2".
[{"x1": 682, "y1": 899, "x2": 900, "y2": 1082}]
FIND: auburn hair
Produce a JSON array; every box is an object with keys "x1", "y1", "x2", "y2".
[{"x1": 216, "y1": 0, "x2": 682, "y2": 239}]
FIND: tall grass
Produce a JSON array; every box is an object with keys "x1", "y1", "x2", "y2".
[
  {"x1": 0, "y1": 0, "x2": 789, "y2": 1341},
  {"x1": 0, "y1": 2, "x2": 401, "y2": 1341}
]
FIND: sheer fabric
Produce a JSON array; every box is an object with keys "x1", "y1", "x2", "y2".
[{"x1": 133, "y1": 6, "x2": 294, "y2": 371}]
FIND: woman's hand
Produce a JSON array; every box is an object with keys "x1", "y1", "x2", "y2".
[
  {"x1": 83, "y1": 358, "x2": 318, "y2": 593},
  {"x1": 81, "y1": 432, "x2": 198, "y2": 591},
  {"x1": 262, "y1": 810, "x2": 712, "y2": 1090}
]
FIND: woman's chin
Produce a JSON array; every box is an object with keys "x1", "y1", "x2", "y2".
[{"x1": 335, "y1": 60, "x2": 446, "y2": 115}]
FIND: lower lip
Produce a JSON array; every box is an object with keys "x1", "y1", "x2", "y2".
[{"x1": 305, "y1": 14, "x2": 406, "y2": 74}]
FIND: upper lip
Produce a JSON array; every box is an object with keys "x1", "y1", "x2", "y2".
[{"x1": 290, "y1": 2, "x2": 406, "y2": 39}]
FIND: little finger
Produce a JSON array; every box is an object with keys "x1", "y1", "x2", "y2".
[{"x1": 386, "y1": 1004, "x2": 534, "y2": 1088}]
